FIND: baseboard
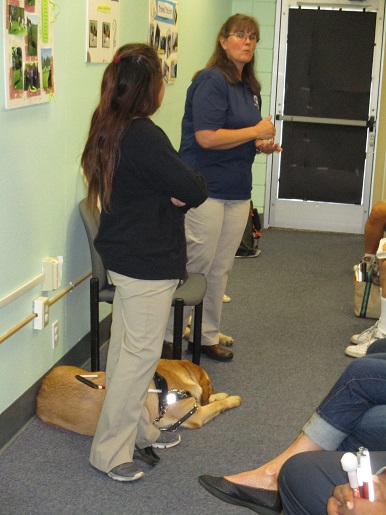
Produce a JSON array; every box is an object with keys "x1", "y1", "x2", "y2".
[{"x1": 0, "y1": 315, "x2": 111, "y2": 454}]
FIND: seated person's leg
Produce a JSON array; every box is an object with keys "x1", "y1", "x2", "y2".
[
  {"x1": 198, "y1": 358, "x2": 386, "y2": 513},
  {"x1": 367, "y1": 337, "x2": 386, "y2": 355},
  {"x1": 305, "y1": 357, "x2": 386, "y2": 451},
  {"x1": 279, "y1": 451, "x2": 386, "y2": 515},
  {"x1": 338, "y1": 405, "x2": 386, "y2": 452},
  {"x1": 364, "y1": 201, "x2": 386, "y2": 256},
  {"x1": 357, "y1": 202, "x2": 386, "y2": 274},
  {"x1": 279, "y1": 451, "x2": 347, "y2": 515}
]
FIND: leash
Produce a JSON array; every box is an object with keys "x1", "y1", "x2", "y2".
[{"x1": 165, "y1": 393, "x2": 198, "y2": 431}]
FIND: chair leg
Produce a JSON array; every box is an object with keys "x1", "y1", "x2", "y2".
[
  {"x1": 90, "y1": 278, "x2": 100, "y2": 372},
  {"x1": 191, "y1": 301, "x2": 202, "y2": 365},
  {"x1": 173, "y1": 298, "x2": 184, "y2": 360}
]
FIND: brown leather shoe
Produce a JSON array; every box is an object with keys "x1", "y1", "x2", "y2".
[
  {"x1": 161, "y1": 341, "x2": 174, "y2": 360},
  {"x1": 188, "y1": 342, "x2": 233, "y2": 361}
]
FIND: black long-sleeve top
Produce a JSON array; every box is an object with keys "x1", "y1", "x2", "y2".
[{"x1": 94, "y1": 118, "x2": 208, "y2": 280}]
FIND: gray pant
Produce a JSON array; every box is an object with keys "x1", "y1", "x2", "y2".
[
  {"x1": 165, "y1": 197, "x2": 250, "y2": 346},
  {"x1": 90, "y1": 272, "x2": 179, "y2": 473}
]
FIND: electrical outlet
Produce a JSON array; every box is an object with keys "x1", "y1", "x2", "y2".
[
  {"x1": 52, "y1": 320, "x2": 59, "y2": 349},
  {"x1": 33, "y1": 297, "x2": 49, "y2": 330}
]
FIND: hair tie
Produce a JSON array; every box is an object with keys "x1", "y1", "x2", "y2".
[{"x1": 113, "y1": 56, "x2": 120, "y2": 64}]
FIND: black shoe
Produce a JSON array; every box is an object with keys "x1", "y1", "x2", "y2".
[
  {"x1": 235, "y1": 249, "x2": 261, "y2": 258},
  {"x1": 134, "y1": 445, "x2": 160, "y2": 466},
  {"x1": 198, "y1": 476, "x2": 282, "y2": 514},
  {"x1": 188, "y1": 342, "x2": 233, "y2": 361},
  {"x1": 161, "y1": 340, "x2": 173, "y2": 360}
]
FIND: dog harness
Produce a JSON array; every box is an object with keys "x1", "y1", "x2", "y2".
[
  {"x1": 152, "y1": 372, "x2": 198, "y2": 431},
  {"x1": 74, "y1": 371, "x2": 198, "y2": 431}
]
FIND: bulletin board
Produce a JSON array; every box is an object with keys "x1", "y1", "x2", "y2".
[
  {"x1": 149, "y1": 0, "x2": 178, "y2": 83},
  {"x1": 3, "y1": 0, "x2": 56, "y2": 110},
  {"x1": 86, "y1": 0, "x2": 120, "y2": 63}
]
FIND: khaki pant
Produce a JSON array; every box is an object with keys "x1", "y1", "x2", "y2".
[
  {"x1": 165, "y1": 197, "x2": 250, "y2": 347},
  {"x1": 90, "y1": 272, "x2": 179, "y2": 472}
]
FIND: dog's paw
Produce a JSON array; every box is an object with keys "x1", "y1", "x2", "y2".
[
  {"x1": 227, "y1": 395, "x2": 241, "y2": 407},
  {"x1": 219, "y1": 333, "x2": 234, "y2": 346},
  {"x1": 208, "y1": 392, "x2": 228, "y2": 402}
]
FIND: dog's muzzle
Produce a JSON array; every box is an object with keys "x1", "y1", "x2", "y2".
[{"x1": 152, "y1": 372, "x2": 198, "y2": 431}]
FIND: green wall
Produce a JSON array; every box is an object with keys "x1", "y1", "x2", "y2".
[
  {"x1": 232, "y1": 0, "x2": 277, "y2": 208},
  {"x1": 3, "y1": 0, "x2": 272, "y2": 416}
]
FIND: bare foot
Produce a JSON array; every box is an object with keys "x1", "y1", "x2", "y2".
[
  {"x1": 224, "y1": 462, "x2": 279, "y2": 491},
  {"x1": 222, "y1": 434, "x2": 323, "y2": 491}
]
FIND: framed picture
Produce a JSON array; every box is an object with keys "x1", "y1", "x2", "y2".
[
  {"x1": 149, "y1": 0, "x2": 178, "y2": 84},
  {"x1": 4, "y1": 0, "x2": 55, "y2": 109}
]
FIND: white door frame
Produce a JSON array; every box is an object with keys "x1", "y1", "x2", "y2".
[{"x1": 264, "y1": 0, "x2": 385, "y2": 234}]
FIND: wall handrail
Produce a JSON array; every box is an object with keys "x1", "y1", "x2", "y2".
[
  {"x1": 0, "y1": 272, "x2": 92, "y2": 345},
  {"x1": 0, "y1": 274, "x2": 45, "y2": 310}
]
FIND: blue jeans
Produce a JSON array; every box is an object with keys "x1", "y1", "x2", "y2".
[{"x1": 302, "y1": 348, "x2": 386, "y2": 451}]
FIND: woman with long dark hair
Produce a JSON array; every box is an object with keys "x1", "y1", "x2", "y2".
[{"x1": 81, "y1": 43, "x2": 207, "y2": 482}]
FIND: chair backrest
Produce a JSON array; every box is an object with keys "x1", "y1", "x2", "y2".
[{"x1": 79, "y1": 198, "x2": 110, "y2": 291}]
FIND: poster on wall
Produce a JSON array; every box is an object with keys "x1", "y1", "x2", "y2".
[
  {"x1": 3, "y1": 0, "x2": 56, "y2": 110},
  {"x1": 86, "y1": 0, "x2": 120, "y2": 63},
  {"x1": 149, "y1": 0, "x2": 178, "y2": 83}
]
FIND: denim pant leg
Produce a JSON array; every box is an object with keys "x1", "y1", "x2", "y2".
[
  {"x1": 303, "y1": 357, "x2": 386, "y2": 450},
  {"x1": 338, "y1": 404, "x2": 386, "y2": 451},
  {"x1": 279, "y1": 451, "x2": 386, "y2": 515},
  {"x1": 366, "y1": 338, "x2": 386, "y2": 355}
]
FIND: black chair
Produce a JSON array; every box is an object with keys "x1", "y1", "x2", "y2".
[{"x1": 79, "y1": 199, "x2": 206, "y2": 371}]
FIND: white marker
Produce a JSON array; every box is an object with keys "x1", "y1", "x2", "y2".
[{"x1": 341, "y1": 452, "x2": 361, "y2": 498}]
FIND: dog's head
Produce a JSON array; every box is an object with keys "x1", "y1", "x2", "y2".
[{"x1": 156, "y1": 359, "x2": 213, "y2": 405}]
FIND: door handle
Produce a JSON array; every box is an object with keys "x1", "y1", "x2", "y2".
[
  {"x1": 275, "y1": 114, "x2": 367, "y2": 127},
  {"x1": 367, "y1": 116, "x2": 375, "y2": 130}
]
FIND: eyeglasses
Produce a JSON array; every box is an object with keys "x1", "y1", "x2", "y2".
[{"x1": 227, "y1": 32, "x2": 258, "y2": 43}]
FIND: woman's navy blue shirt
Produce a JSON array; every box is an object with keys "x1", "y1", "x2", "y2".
[{"x1": 179, "y1": 67, "x2": 262, "y2": 200}]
